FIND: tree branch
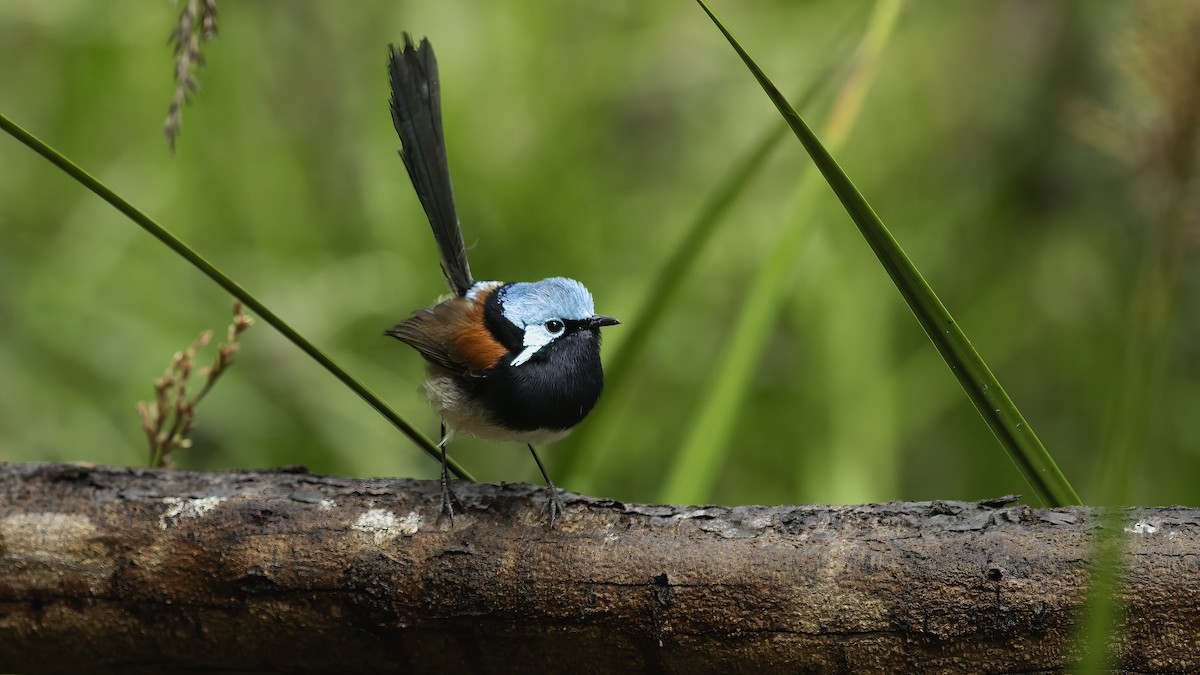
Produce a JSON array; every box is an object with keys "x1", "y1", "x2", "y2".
[{"x1": 0, "y1": 462, "x2": 1195, "y2": 673}]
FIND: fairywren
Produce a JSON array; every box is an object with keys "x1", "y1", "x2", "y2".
[{"x1": 385, "y1": 34, "x2": 618, "y2": 525}]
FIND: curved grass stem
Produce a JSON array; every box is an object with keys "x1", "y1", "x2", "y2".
[
  {"x1": 659, "y1": 0, "x2": 900, "y2": 504},
  {"x1": 693, "y1": 0, "x2": 1080, "y2": 507},
  {"x1": 0, "y1": 112, "x2": 475, "y2": 482}
]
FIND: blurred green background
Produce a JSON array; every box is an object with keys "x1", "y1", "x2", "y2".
[{"x1": 1, "y1": 1, "x2": 1196, "y2": 507}]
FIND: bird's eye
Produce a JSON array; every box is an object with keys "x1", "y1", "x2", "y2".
[{"x1": 544, "y1": 319, "x2": 565, "y2": 334}]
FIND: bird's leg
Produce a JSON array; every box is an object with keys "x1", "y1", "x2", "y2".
[
  {"x1": 527, "y1": 444, "x2": 565, "y2": 528},
  {"x1": 438, "y1": 422, "x2": 455, "y2": 521}
]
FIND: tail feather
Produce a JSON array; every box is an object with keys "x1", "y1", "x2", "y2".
[{"x1": 388, "y1": 34, "x2": 474, "y2": 296}]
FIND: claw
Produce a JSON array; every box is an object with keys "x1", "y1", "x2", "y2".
[
  {"x1": 527, "y1": 444, "x2": 567, "y2": 529},
  {"x1": 438, "y1": 475, "x2": 456, "y2": 522},
  {"x1": 437, "y1": 421, "x2": 458, "y2": 523},
  {"x1": 544, "y1": 484, "x2": 565, "y2": 529}
]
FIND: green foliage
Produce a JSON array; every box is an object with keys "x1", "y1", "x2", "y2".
[
  {"x1": 1, "y1": 2, "x2": 1196, "y2": 512},
  {"x1": 693, "y1": 0, "x2": 1079, "y2": 506},
  {"x1": 655, "y1": 0, "x2": 904, "y2": 505}
]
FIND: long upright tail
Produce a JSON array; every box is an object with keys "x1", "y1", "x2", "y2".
[{"x1": 388, "y1": 34, "x2": 474, "y2": 296}]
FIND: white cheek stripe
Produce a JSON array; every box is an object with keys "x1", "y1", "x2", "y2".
[
  {"x1": 510, "y1": 324, "x2": 561, "y2": 367},
  {"x1": 510, "y1": 344, "x2": 542, "y2": 367}
]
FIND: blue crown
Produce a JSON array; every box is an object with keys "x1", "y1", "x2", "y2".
[{"x1": 499, "y1": 277, "x2": 595, "y2": 327}]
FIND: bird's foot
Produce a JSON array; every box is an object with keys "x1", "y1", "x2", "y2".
[
  {"x1": 543, "y1": 484, "x2": 565, "y2": 529},
  {"x1": 437, "y1": 476, "x2": 461, "y2": 523}
]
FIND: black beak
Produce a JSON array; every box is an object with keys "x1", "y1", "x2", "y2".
[{"x1": 588, "y1": 315, "x2": 620, "y2": 328}]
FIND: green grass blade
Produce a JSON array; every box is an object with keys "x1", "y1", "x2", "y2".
[
  {"x1": 0, "y1": 112, "x2": 475, "y2": 482},
  {"x1": 659, "y1": 0, "x2": 900, "y2": 504},
  {"x1": 694, "y1": 0, "x2": 1081, "y2": 507},
  {"x1": 1075, "y1": 106, "x2": 1195, "y2": 672},
  {"x1": 560, "y1": 125, "x2": 787, "y2": 491},
  {"x1": 1074, "y1": 273, "x2": 1175, "y2": 671},
  {"x1": 561, "y1": 83, "x2": 815, "y2": 492},
  {"x1": 592, "y1": 110, "x2": 790, "y2": 416},
  {"x1": 558, "y1": 20, "x2": 856, "y2": 494}
]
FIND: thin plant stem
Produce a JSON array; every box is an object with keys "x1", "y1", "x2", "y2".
[{"x1": 0, "y1": 112, "x2": 475, "y2": 482}]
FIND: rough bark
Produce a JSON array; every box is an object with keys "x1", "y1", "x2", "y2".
[{"x1": 0, "y1": 462, "x2": 1196, "y2": 673}]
